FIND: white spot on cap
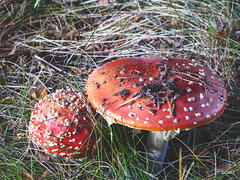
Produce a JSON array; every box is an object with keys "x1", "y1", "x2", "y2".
[
  {"x1": 74, "y1": 119, "x2": 79, "y2": 124},
  {"x1": 69, "y1": 138, "x2": 76, "y2": 142},
  {"x1": 189, "y1": 107, "x2": 193, "y2": 111},
  {"x1": 195, "y1": 113, "x2": 201, "y2": 117},
  {"x1": 209, "y1": 98, "x2": 212, "y2": 102},
  {"x1": 206, "y1": 114, "x2": 210, "y2": 118},
  {"x1": 43, "y1": 143, "x2": 48, "y2": 148},
  {"x1": 210, "y1": 76, "x2": 215, "y2": 80},
  {"x1": 186, "y1": 87, "x2": 192, "y2": 92},
  {"x1": 46, "y1": 140, "x2": 53, "y2": 143},
  {"x1": 201, "y1": 104, "x2": 206, "y2": 108},
  {"x1": 193, "y1": 121, "x2": 197, "y2": 125},
  {"x1": 144, "y1": 121, "x2": 149, "y2": 124},
  {"x1": 188, "y1": 97, "x2": 195, "y2": 102},
  {"x1": 199, "y1": 72, "x2": 205, "y2": 76},
  {"x1": 48, "y1": 143, "x2": 55, "y2": 147},
  {"x1": 188, "y1": 81, "x2": 194, "y2": 85},
  {"x1": 185, "y1": 116, "x2": 190, "y2": 120},
  {"x1": 174, "y1": 119, "x2": 179, "y2": 123},
  {"x1": 183, "y1": 107, "x2": 189, "y2": 112},
  {"x1": 59, "y1": 153, "x2": 66, "y2": 156},
  {"x1": 149, "y1": 77, "x2": 154, "y2": 81},
  {"x1": 139, "y1": 77, "x2": 144, "y2": 82},
  {"x1": 120, "y1": 69, "x2": 126, "y2": 74},
  {"x1": 200, "y1": 93, "x2": 204, "y2": 100},
  {"x1": 159, "y1": 120, "x2": 164, "y2": 124}
]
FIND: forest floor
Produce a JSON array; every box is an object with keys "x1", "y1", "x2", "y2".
[{"x1": 0, "y1": 0, "x2": 239, "y2": 179}]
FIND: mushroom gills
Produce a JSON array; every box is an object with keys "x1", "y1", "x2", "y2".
[{"x1": 146, "y1": 129, "x2": 180, "y2": 172}]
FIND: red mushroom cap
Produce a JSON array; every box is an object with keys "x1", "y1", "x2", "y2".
[
  {"x1": 86, "y1": 57, "x2": 227, "y2": 131},
  {"x1": 28, "y1": 89, "x2": 98, "y2": 158}
]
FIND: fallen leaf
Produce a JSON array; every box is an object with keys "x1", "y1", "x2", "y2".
[
  {"x1": 17, "y1": 133, "x2": 25, "y2": 139},
  {"x1": 8, "y1": 42, "x2": 20, "y2": 56},
  {"x1": 19, "y1": 172, "x2": 36, "y2": 180},
  {"x1": 0, "y1": 96, "x2": 12, "y2": 103},
  {"x1": 30, "y1": 85, "x2": 48, "y2": 100},
  {"x1": 62, "y1": 30, "x2": 75, "y2": 40},
  {"x1": 38, "y1": 170, "x2": 48, "y2": 180},
  {"x1": 38, "y1": 151, "x2": 50, "y2": 162},
  {"x1": 213, "y1": 28, "x2": 227, "y2": 38}
]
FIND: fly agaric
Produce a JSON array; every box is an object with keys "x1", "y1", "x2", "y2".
[
  {"x1": 28, "y1": 89, "x2": 98, "y2": 159},
  {"x1": 86, "y1": 57, "x2": 227, "y2": 171}
]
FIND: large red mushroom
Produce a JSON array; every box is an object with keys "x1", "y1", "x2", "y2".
[
  {"x1": 86, "y1": 57, "x2": 227, "y2": 171},
  {"x1": 28, "y1": 89, "x2": 99, "y2": 159}
]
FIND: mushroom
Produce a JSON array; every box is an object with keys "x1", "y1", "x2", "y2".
[
  {"x1": 28, "y1": 89, "x2": 98, "y2": 159},
  {"x1": 86, "y1": 57, "x2": 228, "y2": 171}
]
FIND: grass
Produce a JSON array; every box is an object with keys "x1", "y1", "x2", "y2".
[{"x1": 0, "y1": 0, "x2": 240, "y2": 179}]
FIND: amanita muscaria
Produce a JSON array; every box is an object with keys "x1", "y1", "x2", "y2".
[
  {"x1": 29, "y1": 89, "x2": 98, "y2": 159},
  {"x1": 86, "y1": 57, "x2": 227, "y2": 171}
]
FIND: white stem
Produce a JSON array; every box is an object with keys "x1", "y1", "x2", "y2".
[
  {"x1": 146, "y1": 129, "x2": 180, "y2": 172},
  {"x1": 146, "y1": 131, "x2": 168, "y2": 172}
]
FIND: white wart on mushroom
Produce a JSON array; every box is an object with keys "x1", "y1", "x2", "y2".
[
  {"x1": 28, "y1": 89, "x2": 96, "y2": 158},
  {"x1": 88, "y1": 57, "x2": 227, "y2": 131}
]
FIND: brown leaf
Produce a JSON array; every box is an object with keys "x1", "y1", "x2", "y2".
[
  {"x1": 38, "y1": 151, "x2": 50, "y2": 162},
  {"x1": 213, "y1": 28, "x2": 227, "y2": 38},
  {"x1": 38, "y1": 170, "x2": 48, "y2": 180},
  {"x1": 30, "y1": 85, "x2": 48, "y2": 100},
  {"x1": 8, "y1": 42, "x2": 20, "y2": 56},
  {"x1": 62, "y1": 30, "x2": 75, "y2": 40},
  {"x1": 19, "y1": 172, "x2": 36, "y2": 180}
]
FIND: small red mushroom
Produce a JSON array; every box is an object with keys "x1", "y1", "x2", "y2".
[
  {"x1": 86, "y1": 57, "x2": 227, "y2": 171},
  {"x1": 28, "y1": 89, "x2": 98, "y2": 159}
]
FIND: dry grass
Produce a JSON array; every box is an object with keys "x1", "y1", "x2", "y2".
[{"x1": 0, "y1": 0, "x2": 239, "y2": 179}]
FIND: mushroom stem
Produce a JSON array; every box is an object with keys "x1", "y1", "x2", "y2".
[
  {"x1": 146, "y1": 129, "x2": 180, "y2": 172},
  {"x1": 146, "y1": 131, "x2": 169, "y2": 172}
]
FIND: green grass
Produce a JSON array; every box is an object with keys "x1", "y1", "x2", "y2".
[{"x1": 0, "y1": 0, "x2": 239, "y2": 179}]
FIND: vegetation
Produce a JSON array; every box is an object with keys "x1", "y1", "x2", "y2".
[{"x1": 0, "y1": 0, "x2": 239, "y2": 179}]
